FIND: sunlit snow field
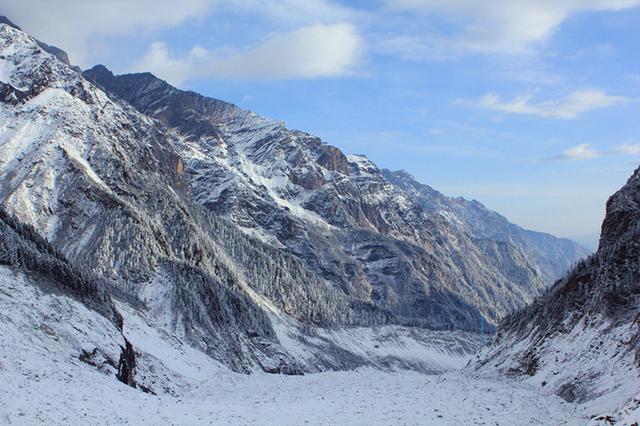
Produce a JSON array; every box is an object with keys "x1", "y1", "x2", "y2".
[
  {"x1": 3, "y1": 367, "x2": 585, "y2": 425},
  {"x1": 0, "y1": 267, "x2": 627, "y2": 426}
]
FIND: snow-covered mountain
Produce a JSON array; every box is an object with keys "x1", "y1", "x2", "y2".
[
  {"x1": 472, "y1": 167, "x2": 640, "y2": 422},
  {"x1": 0, "y1": 18, "x2": 483, "y2": 378},
  {"x1": 83, "y1": 64, "x2": 588, "y2": 331},
  {"x1": 0, "y1": 15, "x2": 587, "y2": 377},
  {"x1": 0, "y1": 20, "x2": 309, "y2": 375},
  {"x1": 3, "y1": 15, "x2": 636, "y2": 424}
]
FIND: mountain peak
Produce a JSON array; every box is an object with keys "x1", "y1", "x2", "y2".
[
  {"x1": 83, "y1": 64, "x2": 253, "y2": 142},
  {"x1": 0, "y1": 15, "x2": 21, "y2": 30},
  {"x1": 85, "y1": 64, "x2": 112, "y2": 76},
  {"x1": 0, "y1": 15, "x2": 73, "y2": 67}
]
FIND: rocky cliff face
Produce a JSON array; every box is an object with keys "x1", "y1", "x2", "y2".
[
  {"x1": 84, "y1": 65, "x2": 589, "y2": 331},
  {"x1": 472, "y1": 167, "x2": 640, "y2": 419}
]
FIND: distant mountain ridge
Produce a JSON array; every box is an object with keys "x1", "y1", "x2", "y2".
[
  {"x1": 381, "y1": 169, "x2": 587, "y2": 284},
  {"x1": 84, "y1": 64, "x2": 589, "y2": 331}
]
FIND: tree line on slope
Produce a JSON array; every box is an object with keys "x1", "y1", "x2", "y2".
[{"x1": 0, "y1": 206, "x2": 119, "y2": 324}]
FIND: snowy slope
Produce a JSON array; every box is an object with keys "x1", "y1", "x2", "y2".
[
  {"x1": 472, "y1": 166, "x2": 640, "y2": 423},
  {"x1": 0, "y1": 265, "x2": 586, "y2": 425},
  {"x1": 0, "y1": 21, "x2": 484, "y2": 376},
  {"x1": 0, "y1": 261, "x2": 626, "y2": 425}
]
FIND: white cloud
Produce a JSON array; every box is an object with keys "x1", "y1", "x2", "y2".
[
  {"x1": 385, "y1": 0, "x2": 640, "y2": 54},
  {"x1": 2, "y1": 0, "x2": 363, "y2": 67},
  {"x1": 135, "y1": 23, "x2": 363, "y2": 84},
  {"x1": 615, "y1": 143, "x2": 640, "y2": 155},
  {"x1": 457, "y1": 90, "x2": 630, "y2": 119},
  {"x1": 1, "y1": 0, "x2": 213, "y2": 65},
  {"x1": 3, "y1": 0, "x2": 365, "y2": 81},
  {"x1": 557, "y1": 144, "x2": 603, "y2": 160},
  {"x1": 223, "y1": 0, "x2": 362, "y2": 25},
  {"x1": 549, "y1": 143, "x2": 640, "y2": 160}
]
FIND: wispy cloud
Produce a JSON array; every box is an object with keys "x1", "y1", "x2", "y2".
[
  {"x1": 383, "y1": 0, "x2": 640, "y2": 55},
  {"x1": 374, "y1": 36, "x2": 455, "y2": 62},
  {"x1": 2, "y1": 0, "x2": 213, "y2": 65},
  {"x1": 135, "y1": 23, "x2": 363, "y2": 84},
  {"x1": 550, "y1": 144, "x2": 603, "y2": 160},
  {"x1": 548, "y1": 143, "x2": 640, "y2": 161},
  {"x1": 456, "y1": 90, "x2": 631, "y2": 119},
  {"x1": 614, "y1": 144, "x2": 640, "y2": 155},
  {"x1": 223, "y1": 0, "x2": 363, "y2": 25},
  {"x1": 3, "y1": 0, "x2": 361, "y2": 67}
]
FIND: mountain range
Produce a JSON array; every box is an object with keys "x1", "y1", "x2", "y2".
[
  {"x1": 3, "y1": 13, "x2": 640, "y2": 423},
  {"x1": 82, "y1": 63, "x2": 588, "y2": 332},
  {"x1": 0, "y1": 16, "x2": 589, "y2": 382}
]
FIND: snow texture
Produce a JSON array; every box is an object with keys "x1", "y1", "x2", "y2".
[{"x1": 0, "y1": 265, "x2": 592, "y2": 425}]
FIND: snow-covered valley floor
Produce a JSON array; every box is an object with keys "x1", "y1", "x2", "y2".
[
  {"x1": 3, "y1": 366, "x2": 589, "y2": 426},
  {"x1": 0, "y1": 267, "x2": 626, "y2": 425}
]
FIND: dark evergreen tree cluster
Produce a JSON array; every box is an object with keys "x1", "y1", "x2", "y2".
[
  {"x1": 0, "y1": 207, "x2": 118, "y2": 324},
  {"x1": 201, "y1": 210, "x2": 393, "y2": 327}
]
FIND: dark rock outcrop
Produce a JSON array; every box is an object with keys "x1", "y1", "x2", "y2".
[{"x1": 117, "y1": 339, "x2": 136, "y2": 387}]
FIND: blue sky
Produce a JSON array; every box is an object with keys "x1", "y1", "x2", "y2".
[{"x1": 5, "y1": 0, "x2": 640, "y2": 243}]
